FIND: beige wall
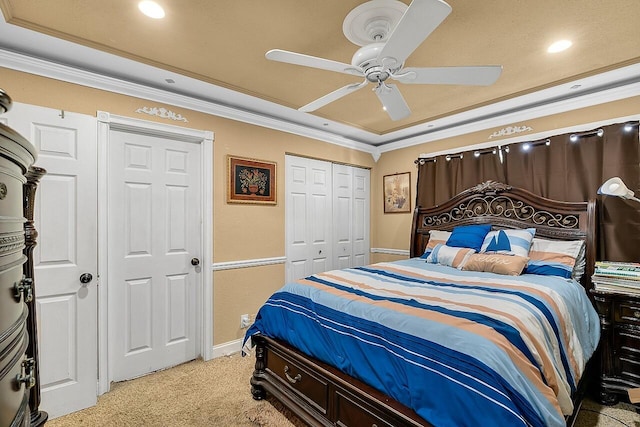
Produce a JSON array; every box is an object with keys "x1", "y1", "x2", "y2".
[
  {"x1": 372, "y1": 95, "x2": 640, "y2": 260},
  {"x1": 2, "y1": 67, "x2": 638, "y2": 346}
]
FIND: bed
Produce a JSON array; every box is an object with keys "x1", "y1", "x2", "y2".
[{"x1": 243, "y1": 181, "x2": 600, "y2": 427}]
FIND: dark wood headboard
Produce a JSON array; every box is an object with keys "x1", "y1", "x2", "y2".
[{"x1": 410, "y1": 181, "x2": 597, "y2": 291}]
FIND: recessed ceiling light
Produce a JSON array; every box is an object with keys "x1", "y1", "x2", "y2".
[
  {"x1": 139, "y1": 1, "x2": 165, "y2": 19},
  {"x1": 547, "y1": 40, "x2": 572, "y2": 53}
]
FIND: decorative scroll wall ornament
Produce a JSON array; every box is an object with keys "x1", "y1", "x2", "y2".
[
  {"x1": 488, "y1": 125, "x2": 533, "y2": 139},
  {"x1": 135, "y1": 106, "x2": 188, "y2": 122},
  {"x1": 422, "y1": 194, "x2": 580, "y2": 229}
]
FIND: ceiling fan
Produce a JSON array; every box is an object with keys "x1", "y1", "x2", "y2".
[{"x1": 266, "y1": 0, "x2": 502, "y2": 121}]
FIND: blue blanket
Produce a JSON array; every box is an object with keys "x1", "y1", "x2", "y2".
[{"x1": 244, "y1": 259, "x2": 600, "y2": 427}]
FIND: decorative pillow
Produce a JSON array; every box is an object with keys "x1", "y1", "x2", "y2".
[
  {"x1": 462, "y1": 254, "x2": 529, "y2": 276},
  {"x1": 524, "y1": 238, "x2": 585, "y2": 279},
  {"x1": 421, "y1": 230, "x2": 452, "y2": 259},
  {"x1": 480, "y1": 228, "x2": 536, "y2": 258},
  {"x1": 426, "y1": 244, "x2": 476, "y2": 269},
  {"x1": 445, "y1": 224, "x2": 492, "y2": 252}
]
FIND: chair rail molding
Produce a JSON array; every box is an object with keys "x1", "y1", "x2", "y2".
[
  {"x1": 370, "y1": 247, "x2": 411, "y2": 256},
  {"x1": 212, "y1": 256, "x2": 287, "y2": 271}
]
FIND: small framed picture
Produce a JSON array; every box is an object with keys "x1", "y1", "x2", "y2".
[
  {"x1": 383, "y1": 172, "x2": 411, "y2": 213},
  {"x1": 227, "y1": 155, "x2": 277, "y2": 205}
]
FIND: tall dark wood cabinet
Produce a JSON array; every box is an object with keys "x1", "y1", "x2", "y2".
[
  {"x1": 0, "y1": 89, "x2": 39, "y2": 427},
  {"x1": 23, "y1": 166, "x2": 47, "y2": 426}
]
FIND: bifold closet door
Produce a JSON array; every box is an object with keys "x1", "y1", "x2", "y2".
[
  {"x1": 285, "y1": 156, "x2": 333, "y2": 282},
  {"x1": 333, "y1": 164, "x2": 370, "y2": 269},
  {"x1": 351, "y1": 166, "x2": 370, "y2": 267}
]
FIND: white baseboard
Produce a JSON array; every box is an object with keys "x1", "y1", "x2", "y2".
[{"x1": 211, "y1": 338, "x2": 243, "y2": 358}]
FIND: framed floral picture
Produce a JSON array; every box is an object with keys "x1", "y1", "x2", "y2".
[
  {"x1": 227, "y1": 155, "x2": 277, "y2": 205},
  {"x1": 383, "y1": 172, "x2": 411, "y2": 213}
]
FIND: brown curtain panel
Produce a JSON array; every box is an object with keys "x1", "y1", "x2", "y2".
[
  {"x1": 416, "y1": 149, "x2": 505, "y2": 207},
  {"x1": 415, "y1": 122, "x2": 640, "y2": 261}
]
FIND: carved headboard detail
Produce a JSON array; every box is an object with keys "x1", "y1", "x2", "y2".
[{"x1": 410, "y1": 181, "x2": 597, "y2": 291}]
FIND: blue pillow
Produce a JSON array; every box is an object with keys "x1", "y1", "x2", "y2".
[{"x1": 445, "y1": 224, "x2": 492, "y2": 252}]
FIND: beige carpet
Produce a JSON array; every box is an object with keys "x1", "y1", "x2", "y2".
[{"x1": 47, "y1": 354, "x2": 639, "y2": 426}]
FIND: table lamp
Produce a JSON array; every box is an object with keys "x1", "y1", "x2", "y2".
[{"x1": 598, "y1": 177, "x2": 640, "y2": 203}]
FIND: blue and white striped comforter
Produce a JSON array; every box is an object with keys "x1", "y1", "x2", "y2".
[{"x1": 243, "y1": 258, "x2": 600, "y2": 427}]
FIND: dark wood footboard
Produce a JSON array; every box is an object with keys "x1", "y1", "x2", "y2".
[
  {"x1": 252, "y1": 334, "x2": 595, "y2": 427},
  {"x1": 251, "y1": 334, "x2": 431, "y2": 427}
]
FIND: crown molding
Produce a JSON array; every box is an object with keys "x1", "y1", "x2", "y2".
[
  {"x1": 1, "y1": 45, "x2": 639, "y2": 159},
  {"x1": 379, "y1": 63, "x2": 640, "y2": 153},
  {"x1": 0, "y1": 49, "x2": 379, "y2": 156}
]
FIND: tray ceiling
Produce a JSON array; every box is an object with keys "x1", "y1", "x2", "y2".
[{"x1": 1, "y1": 0, "x2": 639, "y2": 151}]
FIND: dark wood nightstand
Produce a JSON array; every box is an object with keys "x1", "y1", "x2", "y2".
[{"x1": 590, "y1": 288, "x2": 640, "y2": 405}]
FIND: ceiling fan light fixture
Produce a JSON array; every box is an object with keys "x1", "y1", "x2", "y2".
[
  {"x1": 138, "y1": 1, "x2": 165, "y2": 19},
  {"x1": 547, "y1": 39, "x2": 572, "y2": 53}
]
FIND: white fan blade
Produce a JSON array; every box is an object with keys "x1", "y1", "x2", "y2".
[
  {"x1": 374, "y1": 83, "x2": 411, "y2": 121},
  {"x1": 299, "y1": 80, "x2": 368, "y2": 112},
  {"x1": 395, "y1": 66, "x2": 502, "y2": 86},
  {"x1": 266, "y1": 49, "x2": 363, "y2": 76},
  {"x1": 377, "y1": 0, "x2": 452, "y2": 69}
]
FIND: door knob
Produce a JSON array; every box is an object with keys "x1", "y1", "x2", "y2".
[
  {"x1": 79, "y1": 273, "x2": 93, "y2": 284},
  {"x1": 191, "y1": 258, "x2": 200, "y2": 266}
]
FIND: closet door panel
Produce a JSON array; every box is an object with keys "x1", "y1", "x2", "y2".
[
  {"x1": 333, "y1": 164, "x2": 353, "y2": 270},
  {"x1": 352, "y1": 168, "x2": 370, "y2": 267},
  {"x1": 286, "y1": 156, "x2": 332, "y2": 281}
]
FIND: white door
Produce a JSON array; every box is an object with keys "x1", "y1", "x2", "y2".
[
  {"x1": 352, "y1": 167, "x2": 370, "y2": 267},
  {"x1": 2, "y1": 103, "x2": 98, "y2": 418},
  {"x1": 333, "y1": 164, "x2": 353, "y2": 269},
  {"x1": 285, "y1": 155, "x2": 332, "y2": 282},
  {"x1": 108, "y1": 128, "x2": 201, "y2": 381},
  {"x1": 333, "y1": 164, "x2": 370, "y2": 269}
]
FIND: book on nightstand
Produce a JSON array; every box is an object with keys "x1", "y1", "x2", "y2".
[{"x1": 592, "y1": 261, "x2": 640, "y2": 294}]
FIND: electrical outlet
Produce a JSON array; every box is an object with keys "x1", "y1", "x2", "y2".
[{"x1": 240, "y1": 314, "x2": 251, "y2": 329}]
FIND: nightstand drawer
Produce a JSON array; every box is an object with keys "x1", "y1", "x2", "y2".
[
  {"x1": 616, "y1": 328, "x2": 640, "y2": 356},
  {"x1": 618, "y1": 354, "x2": 640, "y2": 383},
  {"x1": 616, "y1": 300, "x2": 640, "y2": 325},
  {"x1": 266, "y1": 346, "x2": 329, "y2": 414}
]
